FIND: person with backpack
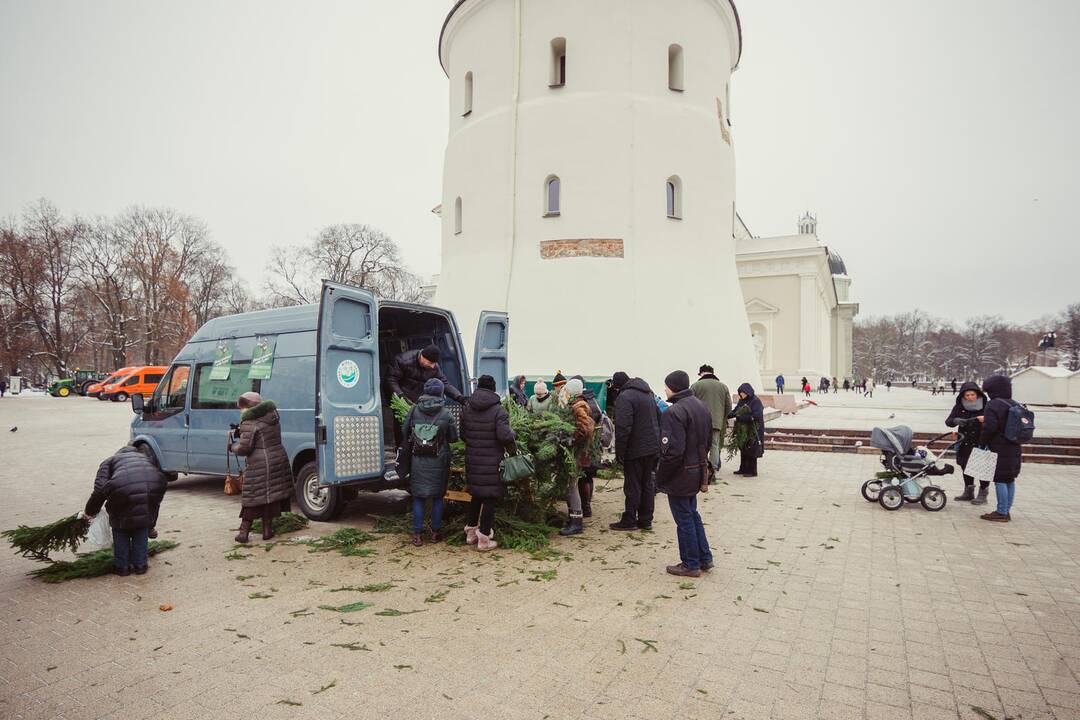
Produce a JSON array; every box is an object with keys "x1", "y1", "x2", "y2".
[
  {"x1": 461, "y1": 375, "x2": 517, "y2": 550},
  {"x1": 610, "y1": 372, "x2": 661, "y2": 531},
  {"x1": 560, "y1": 379, "x2": 596, "y2": 536},
  {"x1": 526, "y1": 380, "x2": 553, "y2": 413},
  {"x1": 775, "y1": 374, "x2": 785, "y2": 394},
  {"x1": 656, "y1": 370, "x2": 714, "y2": 578},
  {"x1": 979, "y1": 374, "x2": 1031, "y2": 523},
  {"x1": 690, "y1": 364, "x2": 732, "y2": 483},
  {"x1": 399, "y1": 379, "x2": 459, "y2": 546},
  {"x1": 946, "y1": 381, "x2": 990, "y2": 505}
]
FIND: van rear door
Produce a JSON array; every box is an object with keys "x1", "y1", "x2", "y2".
[
  {"x1": 316, "y1": 281, "x2": 384, "y2": 485},
  {"x1": 473, "y1": 311, "x2": 509, "y2": 395}
]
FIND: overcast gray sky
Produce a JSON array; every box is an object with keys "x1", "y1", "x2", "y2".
[{"x1": 2, "y1": 0, "x2": 1077, "y2": 324}]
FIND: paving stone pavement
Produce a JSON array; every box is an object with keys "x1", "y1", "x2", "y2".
[{"x1": 2, "y1": 396, "x2": 1080, "y2": 720}]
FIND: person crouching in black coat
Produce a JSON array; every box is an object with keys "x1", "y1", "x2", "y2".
[
  {"x1": 979, "y1": 374, "x2": 1023, "y2": 523},
  {"x1": 461, "y1": 375, "x2": 517, "y2": 551},
  {"x1": 946, "y1": 381, "x2": 989, "y2": 504},
  {"x1": 84, "y1": 446, "x2": 167, "y2": 576}
]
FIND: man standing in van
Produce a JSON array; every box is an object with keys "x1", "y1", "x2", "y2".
[{"x1": 388, "y1": 345, "x2": 465, "y2": 404}]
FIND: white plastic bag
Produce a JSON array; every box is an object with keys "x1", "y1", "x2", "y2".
[
  {"x1": 85, "y1": 510, "x2": 112, "y2": 551},
  {"x1": 967, "y1": 447, "x2": 998, "y2": 484}
]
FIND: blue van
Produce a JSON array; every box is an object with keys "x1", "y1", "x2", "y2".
[{"x1": 130, "y1": 281, "x2": 509, "y2": 521}]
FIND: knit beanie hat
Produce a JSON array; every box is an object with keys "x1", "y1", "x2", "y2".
[
  {"x1": 565, "y1": 378, "x2": 584, "y2": 398},
  {"x1": 533, "y1": 380, "x2": 549, "y2": 397},
  {"x1": 611, "y1": 371, "x2": 629, "y2": 389},
  {"x1": 664, "y1": 370, "x2": 690, "y2": 393},
  {"x1": 477, "y1": 375, "x2": 496, "y2": 391},
  {"x1": 552, "y1": 372, "x2": 567, "y2": 388},
  {"x1": 238, "y1": 391, "x2": 262, "y2": 409},
  {"x1": 420, "y1": 345, "x2": 441, "y2": 363},
  {"x1": 423, "y1": 378, "x2": 445, "y2": 397}
]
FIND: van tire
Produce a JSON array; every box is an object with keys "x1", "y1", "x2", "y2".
[
  {"x1": 295, "y1": 461, "x2": 342, "y2": 521},
  {"x1": 115, "y1": 392, "x2": 129, "y2": 403}
]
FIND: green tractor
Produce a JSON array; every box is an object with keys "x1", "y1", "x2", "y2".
[{"x1": 48, "y1": 369, "x2": 107, "y2": 397}]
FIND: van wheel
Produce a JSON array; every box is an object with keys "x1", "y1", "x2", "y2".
[
  {"x1": 115, "y1": 392, "x2": 128, "y2": 402},
  {"x1": 295, "y1": 461, "x2": 342, "y2": 521}
]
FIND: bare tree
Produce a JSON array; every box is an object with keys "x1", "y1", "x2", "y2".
[
  {"x1": 1062, "y1": 303, "x2": 1080, "y2": 371},
  {"x1": 78, "y1": 218, "x2": 139, "y2": 367}
]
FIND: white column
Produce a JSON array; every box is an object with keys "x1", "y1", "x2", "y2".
[{"x1": 799, "y1": 273, "x2": 817, "y2": 372}]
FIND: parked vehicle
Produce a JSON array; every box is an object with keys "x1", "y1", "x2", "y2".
[
  {"x1": 48, "y1": 369, "x2": 108, "y2": 397},
  {"x1": 87, "y1": 367, "x2": 136, "y2": 399},
  {"x1": 101, "y1": 366, "x2": 167, "y2": 402},
  {"x1": 129, "y1": 281, "x2": 509, "y2": 521}
]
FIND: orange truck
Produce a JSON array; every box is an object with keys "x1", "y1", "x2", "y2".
[
  {"x1": 87, "y1": 367, "x2": 135, "y2": 399},
  {"x1": 100, "y1": 366, "x2": 168, "y2": 402}
]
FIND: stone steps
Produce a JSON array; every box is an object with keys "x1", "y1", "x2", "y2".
[{"x1": 764, "y1": 428, "x2": 1080, "y2": 466}]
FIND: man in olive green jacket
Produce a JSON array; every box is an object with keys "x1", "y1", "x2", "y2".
[{"x1": 690, "y1": 364, "x2": 732, "y2": 482}]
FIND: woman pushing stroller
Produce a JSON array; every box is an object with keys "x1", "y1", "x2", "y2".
[{"x1": 946, "y1": 381, "x2": 989, "y2": 505}]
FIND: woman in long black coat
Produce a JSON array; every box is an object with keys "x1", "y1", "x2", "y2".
[
  {"x1": 231, "y1": 392, "x2": 294, "y2": 543},
  {"x1": 460, "y1": 375, "x2": 516, "y2": 551},
  {"x1": 728, "y1": 383, "x2": 765, "y2": 477},
  {"x1": 978, "y1": 375, "x2": 1023, "y2": 523},
  {"x1": 945, "y1": 381, "x2": 989, "y2": 504}
]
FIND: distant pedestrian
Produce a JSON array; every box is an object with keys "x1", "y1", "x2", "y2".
[
  {"x1": 691, "y1": 364, "x2": 732, "y2": 482},
  {"x1": 610, "y1": 372, "x2": 661, "y2": 532},
  {"x1": 461, "y1": 375, "x2": 517, "y2": 550},
  {"x1": 832, "y1": 377, "x2": 839, "y2": 394},
  {"x1": 399, "y1": 379, "x2": 459, "y2": 546},
  {"x1": 979, "y1": 375, "x2": 1024, "y2": 523},
  {"x1": 775, "y1": 374, "x2": 785, "y2": 394},
  {"x1": 231, "y1": 392, "x2": 294, "y2": 544},
  {"x1": 560, "y1": 379, "x2": 595, "y2": 536},
  {"x1": 509, "y1": 375, "x2": 528, "y2": 408},
  {"x1": 951, "y1": 378, "x2": 958, "y2": 394},
  {"x1": 864, "y1": 378, "x2": 875, "y2": 398},
  {"x1": 84, "y1": 445, "x2": 167, "y2": 576},
  {"x1": 526, "y1": 380, "x2": 553, "y2": 413},
  {"x1": 656, "y1": 370, "x2": 713, "y2": 578},
  {"x1": 0, "y1": 380, "x2": 6, "y2": 397},
  {"x1": 802, "y1": 380, "x2": 812, "y2": 398},
  {"x1": 729, "y1": 383, "x2": 765, "y2": 477},
  {"x1": 886, "y1": 380, "x2": 892, "y2": 392},
  {"x1": 843, "y1": 378, "x2": 851, "y2": 392}
]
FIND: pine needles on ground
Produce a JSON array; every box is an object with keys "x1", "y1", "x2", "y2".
[
  {"x1": 251, "y1": 512, "x2": 309, "y2": 535},
  {"x1": 305, "y1": 528, "x2": 376, "y2": 556},
  {"x1": 28, "y1": 541, "x2": 179, "y2": 583},
  {"x1": 3, "y1": 514, "x2": 90, "y2": 562}
]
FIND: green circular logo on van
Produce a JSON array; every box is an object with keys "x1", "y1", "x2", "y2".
[{"x1": 337, "y1": 359, "x2": 360, "y2": 389}]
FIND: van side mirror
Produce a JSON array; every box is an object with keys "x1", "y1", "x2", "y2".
[{"x1": 131, "y1": 394, "x2": 144, "y2": 414}]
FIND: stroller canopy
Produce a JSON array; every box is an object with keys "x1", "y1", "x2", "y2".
[{"x1": 870, "y1": 426, "x2": 914, "y2": 455}]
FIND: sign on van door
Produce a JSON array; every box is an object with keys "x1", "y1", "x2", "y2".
[{"x1": 316, "y1": 282, "x2": 384, "y2": 485}]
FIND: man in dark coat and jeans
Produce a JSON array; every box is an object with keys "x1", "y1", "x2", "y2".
[
  {"x1": 656, "y1": 370, "x2": 714, "y2": 578},
  {"x1": 610, "y1": 371, "x2": 661, "y2": 531},
  {"x1": 979, "y1": 374, "x2": 1024, "y2": 522},
  {"x1": 84, "y1": 446, "x2": 167, "y2": 576}
]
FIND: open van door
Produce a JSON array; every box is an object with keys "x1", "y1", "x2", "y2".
[
  {"x1": 473, "y1": 311, "x2": 509, "y2": 395},
  {"x1": 315, "y1": 281, "x2": 384, "y2": 497}
]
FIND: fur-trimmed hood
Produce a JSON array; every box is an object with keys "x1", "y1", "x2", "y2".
[{"x1": 241, "y1": 399, "x2": 278, "y2": 422}]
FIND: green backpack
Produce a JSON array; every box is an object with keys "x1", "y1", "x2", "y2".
[{"x1": 411, "y1": 423, "x2": 442, "y2": 457}]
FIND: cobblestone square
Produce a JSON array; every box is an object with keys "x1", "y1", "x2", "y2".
[{"x1": 2, "y1": 395, "x2": 1079, "y2": 720}]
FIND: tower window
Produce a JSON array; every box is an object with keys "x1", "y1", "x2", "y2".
[
  {"x1": 463, "y1": 71, "x2": 473, "y2": 116},
  {"x1": 454, "y1": 196, "x2": 462, "y2": 235},
  {"x1": 666, "y1": 176, "x2": 682, "y2": 219},
  {"x1": 550, "y1": 38, "x2": 566, "y2": 87},
  {"x1": 544, "y1": 176, "x2": 561, "y2": 216},
  {"x1": 668, "y1": 44, "x2": 684, "y2": 92}
]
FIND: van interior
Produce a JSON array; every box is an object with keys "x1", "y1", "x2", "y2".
[{"x1": 378, "y1": 306, "x2": 467, "y2": 454}]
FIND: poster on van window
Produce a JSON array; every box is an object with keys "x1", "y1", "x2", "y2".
[
  {"x1": 210, "y1": 339, "x2": 233, "y2": 380},
  {"x1": 248, "y1": 335, "x2": 276, "y2": 380}
]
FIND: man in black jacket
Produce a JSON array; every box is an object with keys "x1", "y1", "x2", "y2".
[
  {"x1": 387, "y1": 345, "x2": 465, "y2": 404},
  {"x1": 610, "y1": 371, "x2": 661, "y2": 531},
  {"x1": 979, "y1": 374, "x2": 1024, "y2": 523},
  {"x1": 656, "y1": 370, "x2": 714, "y2": 578},
  {"x1": 84, "y1": 446, "x2": 167, "y2": 576}
]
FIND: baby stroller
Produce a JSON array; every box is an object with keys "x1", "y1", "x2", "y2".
[{"x1": 860, "y1": 426, "x2": 955, "y2": 511}]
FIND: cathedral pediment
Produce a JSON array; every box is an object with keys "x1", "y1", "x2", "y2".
[{"x1": 744, "y1": 298, "x2": 780, "y2": 316}]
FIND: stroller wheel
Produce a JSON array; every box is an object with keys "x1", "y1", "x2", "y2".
[
  {"x1": 920, "y1": 486, "x2": 947, "y2": 512},
  {"x1": 879, "y1": 486, "x2": 904, "y2": 511},
  {"x1": 861, "y1": 479, "x2": 882, "y2": 502}
]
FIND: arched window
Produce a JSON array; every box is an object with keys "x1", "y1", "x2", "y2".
[
  {"x1": 666, "y1": 176, "x2": 682, "y2": 219},
  {"x1": 463, "y1": 71, "x2": 473, "y2": 116},
  {"x1": 550, "y1": 37, "x2": 566, "y2": 87},
  {"x1": 454, "y1": 196, "x2": 463, "y2": 235},
  {"x1": 545, "y1": 175, "x2": 561, "y2": 216},
  {"x1": 668, "y1": 44, "x2": 684, "y2": 92}
]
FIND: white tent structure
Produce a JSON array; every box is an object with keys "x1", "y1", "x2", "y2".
[
  {"x1": 1010, "y1": 366, "x2": 1078, "y2": 407},
  {"x1": 434, "y1": 0, "x2": 759, "y2": 390}
]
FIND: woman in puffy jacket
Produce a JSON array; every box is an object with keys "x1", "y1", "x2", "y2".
[
  {"x1": 559, "y1": 379, "x2": 596, "y2": 536},
  {"x1": 946, "y1": 381, "x2": 989, "y2": 504},
  {"x1": 461, "y1": 375, "x2": 517, "y2": 551},
  {"x1": 231, "y1": 392, "x2": 294, "y2": 543}
]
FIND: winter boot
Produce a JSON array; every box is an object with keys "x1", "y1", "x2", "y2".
[
  {"x1": 971, "y1": 487, "x2": 989, "y2": 505},
  {"x1": 234, "y1": 519, "x2": 253, "y2": 544},
  {"x1": 954, "y1": 485, "x2": 975, "y2": 502},
  {"x1": 559, "y1": 514, "x2": 584, "y2": 537},
  {"x1": 464, "y1": 525, "x2": 479, "y2": 545},
  {"x1": 580, "y1": 479, "x2": 593, "y2": 518},
  {"x1": 261, "y1": 514, "x2": 275, "y2": 541},
  {"x1": 476, "y1": 529, "x2": 498, "y2": 552}
]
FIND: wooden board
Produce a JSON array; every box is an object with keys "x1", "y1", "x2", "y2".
[{"x1": 444, "y1": 490, "x2": 472, "y2": 503}]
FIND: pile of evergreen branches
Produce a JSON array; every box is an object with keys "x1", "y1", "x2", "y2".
[
  {"x1": 722, "y1": 406, "x2": 759, "y2": 461},
  {"x1": 30, "y1": 541, "x2": 179, "y2": 583},
  {"x1": 2, "y1": 514, "x2": 91, "y2": 562},
  {"x1": 251, "y1": 512, "x2": 309, "y2": 535}
]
